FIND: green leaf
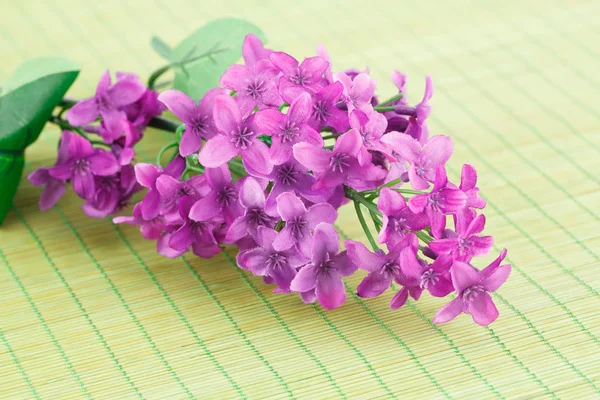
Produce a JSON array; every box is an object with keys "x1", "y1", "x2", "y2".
[
  {"x1": 170, "y1": 18, "x2": 265, "y2": 99},
  {"x1": 0, "y1": 57, "x2": 80, "y2": 224},
  {"x1": 151, "y1": 36, "x2": 172, "y2": 60}
]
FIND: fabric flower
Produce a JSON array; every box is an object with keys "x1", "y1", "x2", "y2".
[
  {"x1": 429, "y1": 212, "x2": 493, "y2": 262},
  {"x1": 198, "y1": 95, "x2": 273, "y2": 175},
  {"x1": 82, "y1": 165, "x2": 141, "y2": 218},
  {"x1": 348, "y1": 109, "x2": 389, "y2": 165},
  {"x1": 66, "y1": 70, "x2": 146, "y2": 140},
  {"x1": 273, "y1": 192, "x2": 337, "y2": 257},
  {"x1": 377, "y1": 187, "x2": 429, "y2": 247},
  {"x1": 408, "y1": 166, "x2": 467, "y2": 238},
  {"x1": 220, "y1": 60, "x2": 283, "y2": 118},
  {"x1": 28, "y1": 130, "x2": 72, "y2": 210},
  {"x1": 48, "y1": 133, "x2": 119, "y2": 200},
  {"x1": 382, "y1": 133, "x2": 453, "y2": 190},
  {"x1": 237, "y1": 226, "x2": 306, "y2": 292},
  {"x1": 113, "y1": 202, "x2": 166, "y2": 240},
  {"x1": 298, "y1": 82, "x2": 349, "y2": 133},
  {"x1": 158, "y1": 88, "x2": 226, "y2": 156},
  {"x1": 134, "y1": 156, "x2": 185, "y2": 220},
  {"x1": 460, "y1": 164, "x2": 486, "y2": 209},
  {"x1": 166, "y1": 196, "x2": 222, "y2": 258},
  {"x1": 345, "y1": 234, "x2": 418, "y2": 299},
  {"x1": 225, "y1": 177, "x2": 277, "y2": 243},
  {"x1": 333, "y1": 72, "x2": 376, "y2": 113},
  {"x1": 156, "y1": 174, "x2": 210, "y2": 222},
  {"x1": 189, "y1": 165, "x2": 243, "y2": 225},
  {"x1": 254, "y1": 92, "x2": 322, "y2": 164},
  {"x1": 270, "y1": 52, "x2": 329, "y2": 96},
  {"x1": 433, "y1": 249, "x2": 511, "y2": 326},
  {"x1": 293, "y1": 129, "x2": 386, "y2": 190},
  {"x1": 290, "y1": 223, "x2": 357, "y2": 309}
]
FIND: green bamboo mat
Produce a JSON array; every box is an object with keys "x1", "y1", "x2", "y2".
[{"x1": 1, "y1": 0, "x2": 599, "y2": 398}]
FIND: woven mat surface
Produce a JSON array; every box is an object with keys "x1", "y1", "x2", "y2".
[{"x1": 1, "y1": 0, "x2": 599, "y2": 398}]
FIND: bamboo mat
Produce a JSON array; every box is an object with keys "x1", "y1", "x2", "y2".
[{"x1": 1, "y1": 0, "x2": 599, "y2": 398}]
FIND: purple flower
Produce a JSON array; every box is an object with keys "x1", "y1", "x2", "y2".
[
  {"x1": 390, "y1": 252, "x2": 454, "y2": 310},
  {"x1": 382, "y1": 133, "x2": 453, "y2": 190},
  {"x1": 301, "y1": 82, "x2": 349, "y2": 133},
  {"x1": 273, "y1": 192, "x2": 337, "y2": 257},
  {"x1": 242, "y1": 33, "x2": 273, "y2": 67},
  {"x1": 390, "y1": 70, "x2": 408, "y2": 105},
  {"x1": 225, "y1": 177, "x2": 277, "y2": 243},
  {"x1": 408, "y1": 166, "x2": 467, "y2": 238},
  {"x1": 254, "y1": 92, "x2": 322, "y2": 165},
  {"x1": 134, "y1": 156, "x2": 185, "y2": 220},
  {"x1": 198, "y1": 95, "x2": 273, "y2": 175},
  {"x1": 349, "y1": 109, "x2": 389, "y2": 166},
  {"x1": 290, "y1": 223, "x2": 357, "y2": 309},
  {"x1": 189, "y1": 165, "x2": 243, "y2": 225},
  {"x1": 345, "y1": 234, "x2": 418, "y2": 299},
  {"x1": 433, "y1": 249, "x2": 511, "y2": 326},
  {"x1": 293, "y1": 129, "x2": 386, "y2": 190},
  {"x1": 113, "y1": 202, "x2": 166, "y2": 240},
  {"x1": 166, "y1": 196, "x2": 222, "y2": 258},
  {"x1": 66, "y1": 70, "x2": 146, "y2": 140},
  {"x1": 237, "y1": 226, "x2": 307, "y2": 292},
  {"x1": 156, "y1": 174, "x2": 210, "y2": 222},
  {"x1": 270, "y1": 52, "x2": 329, "y2": 96},
  {"x1": 220, "y1": 60, "x2": 283, "y2": 118},
  {"x1": 334, "y1": 72, "x2": 376, "y2": 113},
  {"x1": 460, "y1": 164, "x2": 486, "y2": 209},
  {"x1": 258, "y1": 159, "x2": 331, "y2": 215},
  {"x1": 429, "y1": 212, "x2": 493, "y2": 262},
  {"x1": 116, "y1": 72, "x2": 165, "y2": 131},
  {"x1": 316, "y1": 44, "x2": 334, "y2": 83},
  {"x1": 397, "y1": 76, "x2": 433, "y2": 144},
  {"x1": 82, "y1": 165, "x2": 141, "y2": 218},
  {"x1": 377, "y1": 187, "x2": 429, "y2": 247},
  {"x1": 28, "y1": 130, "x2": 72, "y2": 210},
  {"x1": 48, "y1": 133, "x2": 119, "y2": 200},
  {"x1": 158, "y1": 88, "x2": 226, "y2": 156}
]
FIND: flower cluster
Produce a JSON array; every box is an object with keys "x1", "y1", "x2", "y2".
[
  {"x1": 28, "y1": 72, "x2": 164, "y2": 217},
  {"x1": 31, "y1": 34, "x2": 511, "y2": 326}
]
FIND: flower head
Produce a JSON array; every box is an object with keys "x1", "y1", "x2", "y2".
[
  {"x1": 429, "y1": 211, "x2": 493, "y2": 262},
  {"x1": 270, "y1": 52, "x2": 329, "y2": 95},
  {"x1": 189, "y1": 165, "x2": 244, "y2": 225},
  {"x1": 377, "y1": 187, "x2": 428, "y2": 247},
  {"x1": 334, "y1": 72, "x2": 376, "y2": 113}
]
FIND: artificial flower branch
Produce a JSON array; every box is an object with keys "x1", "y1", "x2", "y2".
[{"x1": 29, "y1": 33, "x2": 511, "y2": 326}]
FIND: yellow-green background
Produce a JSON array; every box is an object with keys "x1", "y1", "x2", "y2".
[{"x1": 1, "y1": 0, "x2": 599, "y2": 398}]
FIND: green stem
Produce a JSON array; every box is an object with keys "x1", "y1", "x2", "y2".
[
  {"x1": 377, "y1": 93, "x2": 403, "y2": 107},
  {"x1": 354, "y1": 201, "x2": 379, "y2": 252},
  {"x1": 156, "y1": 142, "x2": 178, "y2": 165},
  {"x1": 90, "y1": 140, "x2": 111, "y2": 148},
  {"x1": 321, "y1": 134, "x2": 339, "y2": 140},
  {"x1": 394, "y1": 188, "x2": 426, "y2": 195},
  {"x1": 415, "y1": 230, "x2": 434, "y2": 244},
  {"x1": 373, "y1": 105, "x2": 395, "y2": 112}
]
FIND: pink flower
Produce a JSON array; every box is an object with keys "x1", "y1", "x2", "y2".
[
  {"x1": 82, "y1": 165, "x2": 141, "y2": 218},
  {"x1": 242, "y1": 33, "x2": 273, "y2": 67},
  {"x1": 382, "y1": 133, "x2": 453, "y2": 190},
  {"x1": 158, "y1": 88, "x2": 226, "y2": 156},
  {"x1": 66, "y1": 70, "x2": 146, "y2": 140},
  {"x1": 304, "y1": 82, "x2": 350, "y2": 133},
  {"x1": 270, "y1": 52, "x2": 329, "y2": 95},
  {"x1": 188, "y1": 165, "x2": 243, "y2": 225},
  {"x1": 408, "y1": 166, "x2": 467, "y2": 238},
  {"x1": 254, "y1": 92, "x2": 322, "y2": 164},
  {"x1": 377, "y1": 187, "x2": 428, "y2": 247},
  {"x1": 28, "y1": 130, "x2": 72, "y2": 210},
  {"x1": 225, "y1": 177, "x2": 277, "y2": 243},
  {"x1": 220, "y1": 60, "x2": 283, "y2": 118},
  {"x1": 293, "y1": 129, "x2": 386, "y2": 190},
  {"x1": 460, "y1": 164, "x2": 486, "y2": 209},
  {"x1": 290, "y1": 223, "x2": 357, "y2": 309},
  {"x1": 156, "y1": 174, "x2": 210, "y2": 222},
  {"x1": 433, "y1": 249, "x2": 511, "y2": 326},
  {"x1": 348, "y1": 109, "x2": 389, "y2": 166},
  {"x1": 395, "y1": 75, "x2": 433, "y2": 144},
  {"x1": 334, "y1": 72, "x2": 376, "y2": 113},
  {"x1": 273, "y1": 192, "x2": 337, "y2": 257},
  {"x1": 237, "y1": 226, "x2": 307, "y2": 292},
  {"x1": 113, "y1": 203, "x2": 166, "y2": 240},
  {"x1": 48, "y1": 134, "x2": 119, "y2": 200},
  {"x1": 345, "y1": 234, "x2": 417, "y2": 299},
  {"x1": 198, "y1": 95, "x2": 273, "y2": 175},
  {"x1": 429, "y1": 212, "x2": 493, "y2": 262}
]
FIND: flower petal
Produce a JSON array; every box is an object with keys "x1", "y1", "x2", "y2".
[
  {"x1": 158, "y1": 89, "x2": 195, "y2": 123},
  {"x1": 213, "y1": 95, "x2": 242, "y2": 134},
  {"x1": 432, "y1": 297, "x2": 464, "y2": 324},
  {"x1": 66, "y1": 98, "x2": 99, "y2": 126},
  {"x1": 237, "y1": 247, "x2": 269, "y2": 275},
  {"x1": 219, "y1": 64, "x2": 251, "y2": 91},
  {"x1": 241, "y1": 141, "x2": 273, "y2": 175},
  {"x1": 198, "y1": 135, "x2": 239, "y2": 168},
  {"x1": 88, "y1": 151, "x2": 119, "y2": 176},
  {"x1": 72, "y1": 173, "x2": 95, "y2": 199},
  {"x1": 293, "y1": 143, "x2": 331, "y2": 173},
  {"x1": 239, "y1": 177, "x2": 265, "y2": 209},
  {"x1": 68, "y1": 134, "x2": 94, "y2": 158},
  {"x1": 333, "y1": 129, "x2": 361, "y2": 157},
  {"x1": 451, "y1": 261, "x2": 480, "y2": 293},
  {"x1": 316, "y1": 274, "x2": 345, "y2": 309},
  {"x1": 377, "y1": 187, "x2": 406, "y2": 216},
  {"x1": 108, "y1": 78, "x2": 146, "y2": 106},
  {"x1": 423, "y1": 135, "x2": 453, "y2": 166},
  {"x1": 389, "y1": 287, "x2": 409, "y2": 309},
  {"x1": 482, "y1": 264, "x2": 511, "y2": 293},
  {"x1": 345, "y1": 240, "x2": 386, "y2": 272},
  {"x1": 287, "y1": 92, "x2": 313, "y2": 125},
  {"x1": 253, "y1": 109, "x2": 286, "y2": 135},
  {"x1": 269, "y1": 52, "x2": 299, "y2": 76},
  {"x1": 305, "y1": 203, "x2": 337, "y2": 228},
  {"x1": 381, "y1": 131, "x2": 420, "y2": 162},
  {"x1": 290, "y1": 263, "x2": 317, "y2": 292},
  {"x1": 189, "y1": 192, "x2": 222, "y2": 222},
  {"x1": 311, "y1": 222, "x2": 340, "y2": 265},
  {"x1": 357, "y1": 272, "x2": 391, "y2": 298},
  {"x1": 469, "y1": 293, "x2": 499, "y2": 326}
]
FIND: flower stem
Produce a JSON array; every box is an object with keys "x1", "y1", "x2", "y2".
[
  {"x1": 156, "y1": 142, "x2": 178, "y2": 165},
  {"x1": 353, "y1": 200, "x2": 379, "y2": 252},
  {"x1": 377, "y1": 93, "x2": 403, "y2": 107},
  {"x1": 373, "y1": 105, "x2": 395, "y2": 112},
  {"x1": 415, "y1": 230, "x2": 434, "y2": 244}
]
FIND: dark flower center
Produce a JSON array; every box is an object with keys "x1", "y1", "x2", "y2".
[
  {"x1": 276, "y1": 164, "x2": 299, "y2": 185},
  {"x1": 463, "y1": 284, "x2": 485, "y2": 302},
  {"x1": 380, "y1": 261, "x2": 400, "y2": 279},
  {"x1": 189, "y1": 220, "x2": 208, "y2": 235},
  {"x1": 279, "y1": 122, "x2": 300, "y2": 143},
  {"x1": 390, "y1": 217, "x2": 409, "y2": 234},
  {"x1": 288, "y1": 216, "x2": 308, "y2": 239},
  {"x1": 329, "y1": 153, "x2": 350, "y2": 173},
  {"x1": 96, "y1": 95, "x2": 112, "y2": 111},
  {"x1": 73, "y1": 159, "x2": 90, "y2": 175},
  {"x1": 177, "y1": 184, "x2": 196, "y2": 198},
  {"x1": 216, "y1": 186, "x2": 237, "y2": 207},
  {"x1": 266, "y1": 252, "x2": 287, "y2": 269},
  {"x1": 313, "y1": 100, "x2": 329, "y2": 122},
  {"x1": 420, "y1": 269, "x2": 440, "y2": 289},
  {"x1": 190, "y1": 116, "x2": 208, "y2": 136},
  {"x1": 360, "y1": 128, "x2": 375, "y2": 146},
  {"x1": 247, "y1": 208, "x2": 271, "y2": 227},
  {"x1": 230, "y1": 126, "x2": 254, "y2": 150},
  {"x1": 245, "y1": 79, "x2": 266, "y2": 99},
  {"x1": 428, "y1": 192, "x2": 441, "y2": 211},
  {"x1": 290, "y1": 69, "x2": 311, "y2": 86},
  {"x1": 317, "y1": 259, "x2": 336, "y2": 276}
]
